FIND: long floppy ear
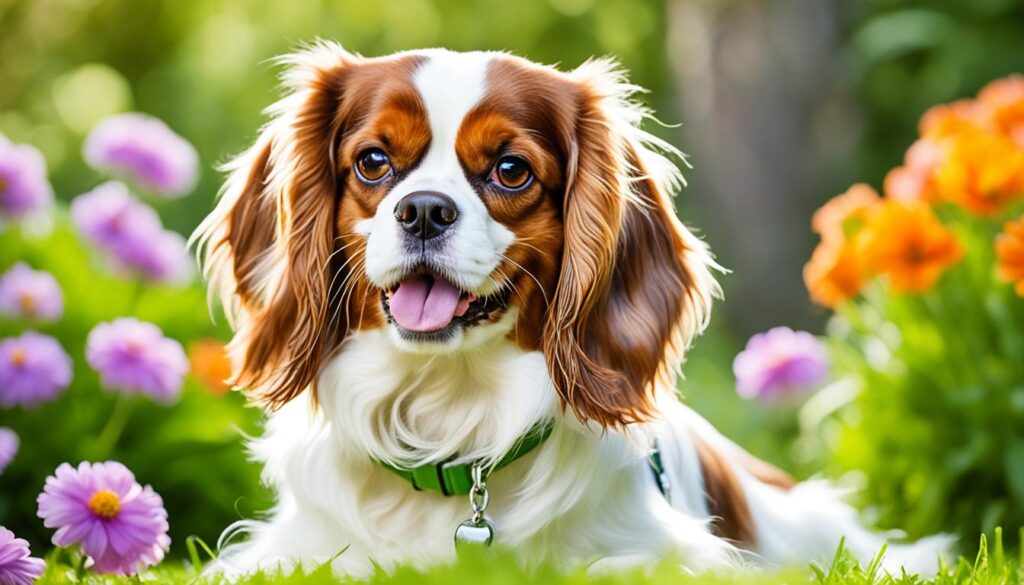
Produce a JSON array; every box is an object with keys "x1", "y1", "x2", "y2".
[
  {"x1": 544, "y1": 60, "x2": 721, "y2": 429},
  {"x1": 192, "y1": 42, "x2": 356, "y2": 410}
]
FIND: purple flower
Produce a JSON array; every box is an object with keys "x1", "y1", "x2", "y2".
[
  {"x1": 114, "y1": 229, "x2": 192, "y2": 284},
  {"x1": 0, "y1": 331, "x2": 73, "y2": 408},
  {"x1": 71, "y1": 182, "x2": 191, "y2": 284},
  {"x1": 0, "y1": 527, "x2": 45, "y2": 585},
  {"x1": 71, "y1": 182, "x2": 162, "y2": 249},
  {"x1": 732, "y1": 326, "x2": 829, "y2": 401},
  {"x1": 37, "y1": 461, "x2": 170, "y2": 575},
  {"x1": 0, "y1": 262, "x2": 64, "y2": 321},
  {"x1": 83, "y1": 113, "x2": 199, "y2": 198},
  {"x1": 0, "y1": 133, "x2": 54, "y2": 219},
  {"x1": 86, "y1": 317, "x2": 189, "y2": 403},
  {"x1": 0, "y1": 428, "x2": 18, "y2": 475}
]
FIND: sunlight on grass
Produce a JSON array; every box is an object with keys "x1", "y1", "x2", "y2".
[{"x1": 34, "y1": 529, "x2": 1024, "y2": 585}]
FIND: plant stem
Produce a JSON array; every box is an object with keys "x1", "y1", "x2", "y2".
[
  {"x1": 91, "y1": 392, "x2": 135, "y2": 460},
  {"x1": 74, "y1": 547, "x2": 88, "y2": 582},
  {"x1": 127, "y1": 278, "x2": 146, "y2": 316},
  {"x1": 89, "y1": 279, "x2": 146, "y2": 460}
]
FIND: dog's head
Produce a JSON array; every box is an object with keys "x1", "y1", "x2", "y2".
[{"x1": 194, "y1": 43, "x2": 719, "y2": 429}]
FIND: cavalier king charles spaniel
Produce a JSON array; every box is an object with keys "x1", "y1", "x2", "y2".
[{"x1": 193, "y1": 42, "x2": 950, "y2": 578}]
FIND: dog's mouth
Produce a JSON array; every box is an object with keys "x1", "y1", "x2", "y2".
[{"x1": 380, "y1": 272, "x2": 510, "y2": 340}]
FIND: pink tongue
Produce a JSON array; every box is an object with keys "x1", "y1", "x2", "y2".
[{"x1": 389, "y1": 275, "x2": 463, "y2": 332}]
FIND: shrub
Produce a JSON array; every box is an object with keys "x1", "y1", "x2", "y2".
[{"x1": 804, "y1": 76, "x2": 1024, "y2": 543}]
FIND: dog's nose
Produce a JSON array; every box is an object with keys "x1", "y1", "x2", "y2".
[{"x1": 394, "y1": 191, "x2": 459, "y2": 240}]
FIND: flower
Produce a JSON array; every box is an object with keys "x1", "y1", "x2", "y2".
[
  {"x1": 0, "y1": 331, "x2": 73, "y2": 408},
  {"x1": 919, "y1": 99, "x2": 981, "y2": 139},
  {"x1": 71, "y1": 182, "x2": 191, "y2": 284},
  {"x1": 0, "y1": 262, "x2": 63, "y2": 321},
  {"x1": 0, "y1": 428, "x2": 18, "y2": 475},
  {"x1": 0, "y1": 133, "x2": 54, "y2": 219},
  {"x1": 996, "y1": 217, "x2": 1024, "y2": 296},
  {"x1": 976, "y1": 75, "x2": 1024, "y2": 146},
  {"x1": 933, "y1": 128, "x2": 1024, "y2": 215},
  {"x1": 884, "y1": 138, "x2": 945, "y2": 203},
  {"x1": 37, "y1": 461, "x2": 170, "y2": 575},
  {"x1": 884, "y1": 166, "x2": 928, "y2": 203},
  {"x1": 804, "y1": 238, "x2": 864, "y2": 308},
  {"x1": 86, "y1": 318, "x2": 189, "y2": 403},
  {"x1": 733, "y1": 327, "x2": 828, "y2": 401},
  {"x1": 84, "y1": 113, "x2": 199, "y2": 198},
  {"x1": 859, "y1": 201, "x2": 963, "y2": 292},
  {"x1": 72, "y1": 182, "x2": 162, "y2": 249},
  {"x1": 188, "y1": 339, "x2": 233, "y2": 395},
  {"x1": 115, "y1": 229, "x2": 192, "y2": 284},
  {"x1": 805, "y1": 184, "x2": 878, "y2": 308},
  {"x1": 811, "y1": 183, "x2": 879, "y2": 241},
  {"x1": 0, "y1": 527, "x2": 45, "y2": 585}
]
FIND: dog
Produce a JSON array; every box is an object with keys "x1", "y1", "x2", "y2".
[{"x1": 192, "y1": 42, "x2": 951, "y2": 578}]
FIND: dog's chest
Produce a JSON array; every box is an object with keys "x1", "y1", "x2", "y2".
[
  {"x1": 317, "y1": 330, "x2": 558, "y2": 464},
  {"x1": 252, "y1": 331, "x2": 685, "y2": 569}
]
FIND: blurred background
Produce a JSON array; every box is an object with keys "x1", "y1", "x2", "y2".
[
  {"x1": 1, "y1": 0, "x2": 1023, "y2": 561},
  {"x1": 4, "y1": 0, "x2": 1023, "y2": 332}
]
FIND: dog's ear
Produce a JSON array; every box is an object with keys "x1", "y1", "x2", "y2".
[
  {"x1": 193, "y1": 42, "x2": 357, "y2": 410},
  {"x1": 543, "y1": 60, "x2": 720, "y2": 429}
]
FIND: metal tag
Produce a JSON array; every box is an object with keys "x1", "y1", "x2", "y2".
[{"x1": 454, "y1": 517, "x2": 495, "y2": 549}]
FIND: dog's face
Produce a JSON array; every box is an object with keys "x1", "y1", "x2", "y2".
[
  {"x1": 195, "y1": 44, "x2": 718, "y2": 428},
  {"x1": 342, "y1": 52, "x2": 566, "y2": 351}
]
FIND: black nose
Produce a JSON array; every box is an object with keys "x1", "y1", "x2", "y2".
[{"x1": 394, "y1": 191, "x2": 459, "y2": 240}]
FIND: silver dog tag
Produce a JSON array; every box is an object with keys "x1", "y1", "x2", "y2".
[{"x1": 454, "y1": 517, "x2": 495, "y2": 548}]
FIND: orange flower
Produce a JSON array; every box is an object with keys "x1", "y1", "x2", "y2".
[
  {"x1": 919, "y1": 99, "x2": 981, "y2": 139},
  {"x1": 811, "y1": 183, "x2": 880, "y2": 241},
  {"x1": 977, "y1": 75, "x2": 1024, "y2": 147},
  {"x1": 188, "y1": 339, "x2": 233, "y2": 396},
  {"x1": 804, "y1": 238, "x2": 864, "y2": 308},
  {"x1": 859, "y1": 201, "x2": 963, "y2": 293},
  {"x1": 934, "y1": 127, "x2": 1024, "y2": 215},
  {"x1": 884, "y1": 138, "x2": 946, "y2": 203},
  {"x1": 996, "y1": 217, "x2": 1024, "y2": 296}
]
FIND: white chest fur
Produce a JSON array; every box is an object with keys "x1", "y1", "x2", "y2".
[{"x1": 219, "y1": 329, "x2": 735, "y2": 577}]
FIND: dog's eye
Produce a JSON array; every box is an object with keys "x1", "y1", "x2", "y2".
[
  {"x1": 355, "y1": 148, "x2": 393, "y2": 183},
  {"x1": 491, "y1": 156, "x2": 533, "y2": 191}
]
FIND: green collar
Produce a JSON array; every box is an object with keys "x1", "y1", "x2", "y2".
[{"x1": 379, "y1": 420, "x2": 554, "y2": 496}]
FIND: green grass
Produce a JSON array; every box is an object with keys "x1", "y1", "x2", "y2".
[{"x1": 34, "y1": 531, "x2": 1024, "y2": 585}]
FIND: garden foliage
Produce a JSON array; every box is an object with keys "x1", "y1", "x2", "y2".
[{"x1": 805, "y1": 76, "x2": 1024, "y2": 544}]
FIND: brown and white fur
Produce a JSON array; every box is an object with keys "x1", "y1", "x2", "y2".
[{"x1": 192, "y1": 42, "x2": 951, "y2": 578}]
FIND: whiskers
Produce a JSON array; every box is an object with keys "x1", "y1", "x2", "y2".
[
  {"x1": 326, "y1": 235, "x2": 371, "y2": 335},
  {"x1": 498, "y1": 253, "x2": 549, "y2": 309}
]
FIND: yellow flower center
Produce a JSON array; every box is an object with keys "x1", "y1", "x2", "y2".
[
  {"x1": 88, "y1": 489, "x2": 121, "y2": 519},
  {"x1": 18, "y1": 293, "x2": 36, "y2": 313},
  {"x1": 9, "y1": 348, "x2": 26, "y2": 366},
  {"x1": 0, "y1": 176, "x2": 7, "y2": 194}
]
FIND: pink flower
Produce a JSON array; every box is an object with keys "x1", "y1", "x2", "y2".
[
  {"x1": 71, "y1": 182, "x2": 162, "y2": 249},
  {"x1": 733, "y1": 327, "x2": 828, "y2": 401},
  {"x1": 37, "y1": 461, "x2": 170, "y2": 576},
  {"x1": 0, "y1": 133, "x2": 53, "y2": 219},
  {"x1": 86, "y1": 318, "x2": 189, "y2": 403},
  {"x1": 0, "y1": 527, "x2": 45, "y2": 585},
  {"x1": 0, "y1": 331, "x2": 73, "y2": 408},
  {"x1": 0, "y1": 262, "x2": 64, "y2": 322},
  {"x1": 115, "y1": 229, "x2": 192, "y2": 284},
  {"x1": 71, "y1": 182, "x2": 191, "y2": 284},
  {"x1": 84, "y1": 113, "x2": 199, "y2": 198}
]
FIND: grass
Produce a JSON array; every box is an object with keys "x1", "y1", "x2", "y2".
[{"x1": 34, "y1": 530, "x2": 1024, "y2": 584}]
